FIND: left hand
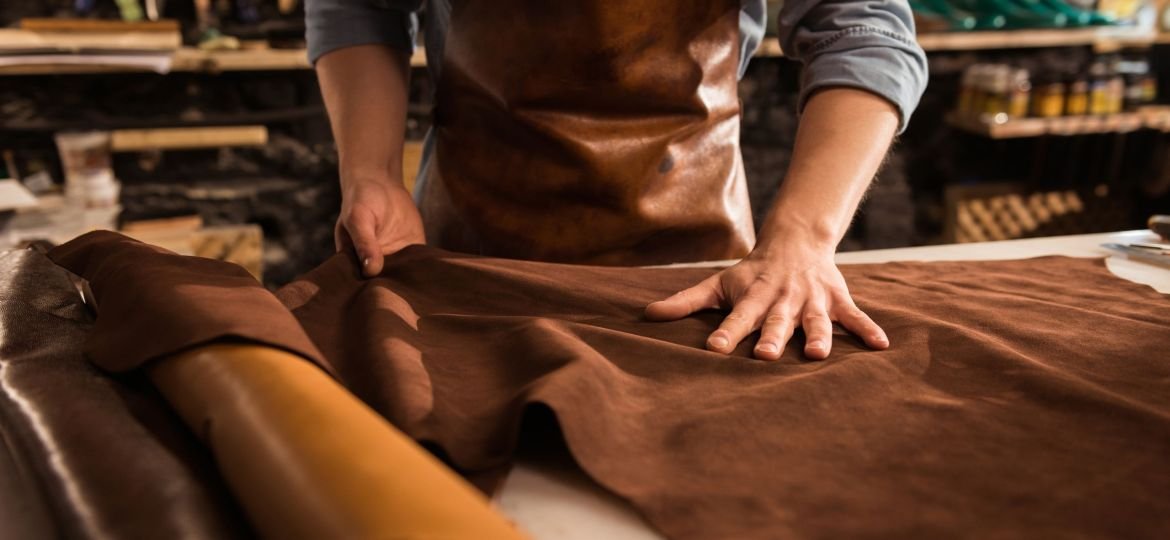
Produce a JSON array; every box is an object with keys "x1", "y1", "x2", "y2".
[{"x1": 645, "y1": 240, "x2": 889, "y2": 360}]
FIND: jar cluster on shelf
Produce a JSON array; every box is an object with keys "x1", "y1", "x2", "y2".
[{"x1": 956, "y1": 55, "x2": 1156, "y2": 121}]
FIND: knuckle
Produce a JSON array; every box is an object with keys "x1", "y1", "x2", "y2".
[
  {"x1": 764, "y1": 313, "x2": 790, "y2": 325},
  {"x1": 753, "y1": 272, "x2": 776, "y2": 286},
  {"x1": 803, "y1": 312, "x2": 830, "y2": 324}
]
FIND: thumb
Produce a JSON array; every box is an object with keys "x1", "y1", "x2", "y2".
[
  {"x1": 644, "y1": 276, "x2": 721, "y2": 321},
  {"x1": 345, "y1": 210, "x2": 385, "y2": 277}
]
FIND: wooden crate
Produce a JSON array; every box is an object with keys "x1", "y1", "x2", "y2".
[
  {"x1": 125, "y1": 223, "x2": 263, "y2": 280},
  {"x1": 945, "y1": 183, "x2": 1132, "y2": 243}
]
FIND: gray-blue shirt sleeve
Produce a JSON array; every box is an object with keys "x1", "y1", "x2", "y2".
[
  {"x1": 778, "y1": 0, "x2": 928, "y2": 133},
  {"x1": 305, "y1": 0, "x2": 422, "y2": 64}
]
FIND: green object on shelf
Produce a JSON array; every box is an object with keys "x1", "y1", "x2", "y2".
[
  {"x1": 923, "y1": 0, "x2": 999, "y2": 29},
  {"x1": 114, "y1": 0, "x2": 144, "y2": 21},
  {"x1": 1044, "y1": 0, "x2": 1117, "y2": 25},
  {"x1": 911, "y1": 0, "x2": 964, "y2": 31},
  {"x1": 954, "y1": 0, "x2": 1068, "y2": 29},
  {"x1": 1036, "y1": 0, "x2": 1093, "y2": 25},
  {"x1": 1013, "y1": 0, "x2": 1072, "y2": 26}
]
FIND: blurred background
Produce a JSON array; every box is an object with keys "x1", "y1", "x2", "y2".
[{"x1": 1, "y1": 0, "x2": 1169, "y2": 286}]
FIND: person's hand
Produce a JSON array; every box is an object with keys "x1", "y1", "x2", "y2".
[
  {"x1": 645, "y1": 239, "x2": 889, "y2": 360},
  {"x1": 335, "y1": 175, "x2": 425, "y2": 277}
]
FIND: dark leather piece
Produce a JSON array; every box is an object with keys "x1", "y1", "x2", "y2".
[
  {"x1": 47, "y1": 230, "x2": 328, "y2": 374},
  {"x1": 49, "y1": 232, "x2": 1170, "y2": 539},
  {"x1": 0, "y1": 248, "x2": 251, "y2": 540},
  {"x1": 419, "y1": 0, "x2": 755, "y2": 265}
]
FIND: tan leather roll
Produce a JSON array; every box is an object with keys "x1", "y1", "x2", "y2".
[{"x1": 150, "y1": 344, "x2": 526, "y2": 540}]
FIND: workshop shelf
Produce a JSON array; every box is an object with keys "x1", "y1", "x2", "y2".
[
  {"x1": 946, "y1": 107, "x2": 1170, "y2": 138},
  {"x1": 0, "y1": 26, "x2": 1159, "y2": 77}
]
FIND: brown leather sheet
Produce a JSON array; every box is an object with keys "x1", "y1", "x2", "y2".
[
  {"x1": 0, "y1": 248, "x2": 250, "y2": 540},
  {"x1": 49, "y1": 231, "x2": 1170, "y2": 539}
]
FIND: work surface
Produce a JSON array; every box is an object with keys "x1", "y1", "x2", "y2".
[{"x1": 496, "y1": 230, "x2": 1170, "y2": 539}]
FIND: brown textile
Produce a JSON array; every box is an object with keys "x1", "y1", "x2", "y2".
[
  {"x1": 48, "y1": 231, "x2": 327, "y2": 374},
  {"x1": 419, "y1": 0, "x2": 756, "y2": 265},
  {"x1": 0, "y1": 247, "x2": 250, "y2": 540},
  {"x1": 50, "y1": 232, "x2": 1170, "y2": 539}
]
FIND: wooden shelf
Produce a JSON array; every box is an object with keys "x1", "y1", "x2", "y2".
[
  {"x1": 916, "y1": 27, "x2": 1156, "y2": 52},
  {"x1": 110, "y1": 125, "x2": 268, "y2": 151},
  {"x1": 0, "y1": 105, "x2": 324, "y2": 132},
  {"x1": 172, "y1": 47, "x2": 309, "y2": 72},
  {"x1": 0, "y1": 27, "x2": 1155, "y2": 76},
  {"x1": 946, "y1": 107, "x2": 1170, "y2": 138},
  {"x1": 753, "y1": 27, "x2": 1155, "y2": 58}
]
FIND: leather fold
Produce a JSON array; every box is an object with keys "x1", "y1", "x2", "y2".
[{"x1": 47, "y1": 231, "x2": 330, "y2": 374}]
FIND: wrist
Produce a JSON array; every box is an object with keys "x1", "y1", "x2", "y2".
[
  {"x1": 340, "y1": 167, "x2": 405, "y2": 189},
  {"x1": 754, "y1": 213, "x2": 841, "y2": 260}
]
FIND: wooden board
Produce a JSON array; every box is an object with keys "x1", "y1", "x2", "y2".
[
  {"x1": 111, "y1": 126, "x2": 268, "y2": 152},
  {"x1": 0, "y1": 29, "x2": 181, "y2": 51},
  {"x1": 171, "y1": 47, "x2": 311, "y2": 72},
  {"x1": 0, "y1": 27, "x2": 1158, "y2": 77},
  {"x1": 19, "y1": 19, "x2": 180, "y2": 33},
  {"x1": 946, "y1": 108, "x2": 1169, "y2": 139},
  {"x1": 125, "y1": 224, "x2": 264, "y2": 280},
  {"x1": 915, "y1": 27, "x2": 1155, "y2": 52},
  {"x1": 403, "y1": 140, "x2": 424, "y2": 193}
]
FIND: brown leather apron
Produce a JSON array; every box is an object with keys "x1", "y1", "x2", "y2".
[{"x1": 419, "y1": 0, "x2": 755, "y2": 266}]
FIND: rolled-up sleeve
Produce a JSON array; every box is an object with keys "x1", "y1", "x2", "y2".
[
  {"x1": 778, "y1": 0, "x2": 928, "y2": 133},
  {"x1": 306, "y1": 0, "x2": 422, "y2": 64}
]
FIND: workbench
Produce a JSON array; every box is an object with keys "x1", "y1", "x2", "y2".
[{"x1": 496, "y1": 230, "x2": 1170, "y2": 539}]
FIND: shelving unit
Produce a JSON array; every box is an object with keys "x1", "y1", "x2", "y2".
[
  {"x1": 946, "y1": 107, "x2": 1170, "y2": 138},
  {"x1": 915, "y1": 27, "x2": 1157, "y2": 52},
  {"x1": 0, "y1": 105, "x2": 325, "y2": 133},
  {"x1": 1, "y1": 27, "x2": 1160, "y2": 76}
]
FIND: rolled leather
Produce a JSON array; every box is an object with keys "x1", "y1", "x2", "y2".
[{"x1": 150, "y1": 343, "x2": 526, "y2": 540}]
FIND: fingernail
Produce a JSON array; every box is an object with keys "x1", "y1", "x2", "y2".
[
  {"x1": 807, "y1": 340, "x2": 824, "y2": 351},
  {"x1": 362, "y1": 257, "x2": 370, "y2": 267},
  {"x1": 757, "y1": 343, "x2": 778, "y2": 354},
  {"x1": 709, "y1": 336, "x2": 728, "y2": 350},
  {"x1": 873, "y1": 335, "x2": 889, "y2": 345}
]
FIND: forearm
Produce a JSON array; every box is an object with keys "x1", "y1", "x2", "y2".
[
  {"x1": 757, "y1": 87, "x2": 899, "y2": 254},
  {"x1": 316, "y1": 44, "x2": 411, "y2": 185}
]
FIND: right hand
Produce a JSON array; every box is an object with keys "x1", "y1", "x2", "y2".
[{"x1": 335, "y1": 175, "x2": 425, "y2": 277}]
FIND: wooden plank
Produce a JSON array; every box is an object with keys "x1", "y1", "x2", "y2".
[
  {"x1": 946, "y1": 112, "x2": 1046, "y2": 138},
  {"x1": 170, "y1": 47, "x2": 310, "y2": 72},
  {"x1": 111, "y1": 126, "x2": 268, "y2": 151},
  {"x1": 0, "y1": 26, "x2": 1158, "y2": 77},
  {"x1": 916, "y1": 27, "x2": 1154, "y2": 52},
  {"x1": 121, "y1": 214, "x2": 204, "y2": 234},
  {"x1": 403, "y1": 140, "x2": 425, "y2": 193},
  {"x1": 19, "y1": 18, "x2": 180, "y2": 33},
  {"x1": 0, "y1": 29, "x2": 181, "y2": 51},
  {"x1": 946, "y1": 108, "x2": 1170, "y2": 139},
  {"x1": 126, "y1": 224, "x2": 264, "y2": 279}
]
